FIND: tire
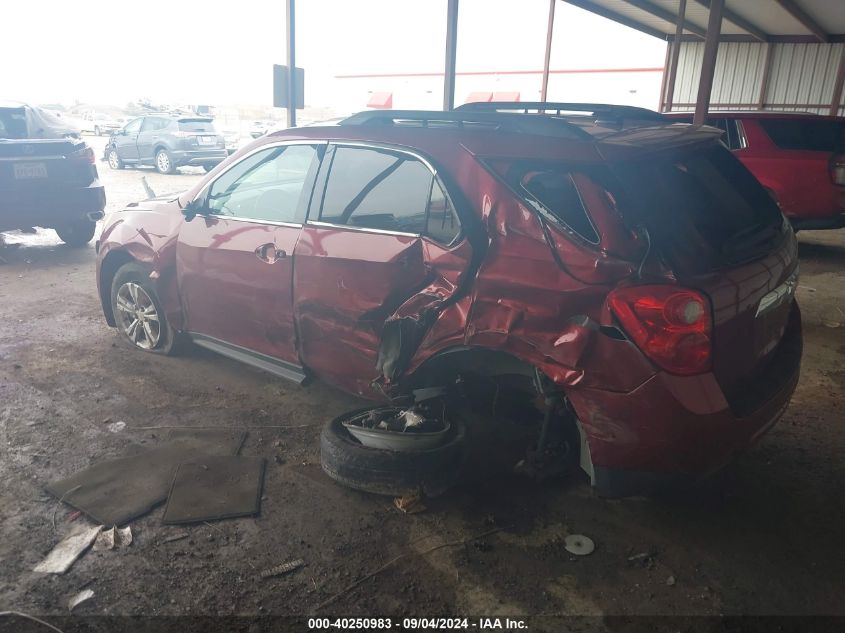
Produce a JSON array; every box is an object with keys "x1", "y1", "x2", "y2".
[
  {"x1": 107, "y1": 148, "x2": 124, "y2": 170},
  {"x1": 202, "y1": 164, "x2": 216, "y2": 173},
  {"x1": 94, "y1": 126, "x2": 101, "y2": 136},
  {"x1": 55, "y1": 219, "x2": 96, "y2": 247},
  {"x1": 320, "y1": 408, "x2": 468, "y2": 497},
  {"x1": 155, "y1": 149, "x2": 176, "y2": 174},
  {"x1": 110, "y1": 262, "x2": 179, "y2": 355}
]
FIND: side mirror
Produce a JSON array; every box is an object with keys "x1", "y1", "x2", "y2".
[{"x1": 181, "y1": 197, "x2": 208, "y2": 222}]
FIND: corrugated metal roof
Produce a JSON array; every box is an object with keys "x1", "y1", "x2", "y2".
[{"x1": 565, "y1": 0, "x2": 845, "y2": 41}]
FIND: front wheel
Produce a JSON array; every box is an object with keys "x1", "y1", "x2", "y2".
[
  {"x1": 55, "y1": 219, "x2": 96, "y2": 247},
  {"x1": 155, "y1": 149, "x2": 176, "y2": 174},
  {"x1": 110, "y1": 263, "x2": 179, "y2": 354}
]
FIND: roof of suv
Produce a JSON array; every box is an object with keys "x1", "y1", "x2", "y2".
[{"x1": 265, "y1": 110, "x2": 724, "y2": 162}]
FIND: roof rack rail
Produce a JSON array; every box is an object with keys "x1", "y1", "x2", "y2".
[
  {"x1": 457, "y1": 101, "x2": 664, "y2": 122},
  {"x1": 338, "y1": 109, "x2": 592, "y2": 139}
]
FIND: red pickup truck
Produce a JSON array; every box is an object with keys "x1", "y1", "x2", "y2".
[{"x1": 665, "y1": 112, "x2": 845, "y2": 231}]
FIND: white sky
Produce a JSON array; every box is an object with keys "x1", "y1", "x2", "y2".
[{"x1": 1, "y1": 0, "x2": 666, "y2": 107}]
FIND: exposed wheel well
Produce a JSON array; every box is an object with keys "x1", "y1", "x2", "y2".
[{"x1": 99, "y1": 250, "x2": 138, "y2": 325}]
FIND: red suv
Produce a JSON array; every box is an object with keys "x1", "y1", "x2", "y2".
[
  {"x1": 665, "y1": 111, "x2": 845, "y2": 231},
  {"x1": 95, "y1": 109, "x2": 802, "y2": 496}
]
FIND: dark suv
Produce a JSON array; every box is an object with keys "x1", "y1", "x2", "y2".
[
  {"x1": 95, "y1": 109, "x2": 802, "y2": 496},
  {"x1": 105, "y1": 114, "x2": 227, "y2": 174}
]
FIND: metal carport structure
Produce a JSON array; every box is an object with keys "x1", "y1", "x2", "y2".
[{"x1": 282, "y1": 0, "x2": 845, "y2": 126}]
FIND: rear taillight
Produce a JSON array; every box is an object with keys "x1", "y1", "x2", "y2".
[
  {"x1": 608, "y1": 285, "x2": 712, "y2": 376},
  {"x1": 830, "y1": 154, "x2": 845, "y2": 186},
  {"x1": 69, "y1": 146, "x2": 95, "y2": 164}
]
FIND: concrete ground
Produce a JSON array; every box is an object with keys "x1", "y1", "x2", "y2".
[{"x1": 1, "y1": 135, "x2": 844, "y2": 625}]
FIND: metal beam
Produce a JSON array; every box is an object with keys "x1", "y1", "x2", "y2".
[
  {"x1": 671, "y1": 33, "x2": 845, "y2": 43},
  {"x1": 285, "y1": 0, "x2": 296, "y2": 127},
  {"x1": 618, "y1": 0, "x2": 706, "y2": 38},
  {"x1": 664, "y1": 0, "x2": 687, "y2": 112},
  {"x1": 541, "y1": 0, "x2": 556, "y2": 102},
  {"x1": 443, "y1": 0, "x2": 459, "y2": 110},
  {"x1": 658, "y1": 41, "x2": 671, "y2": 112},
  {"x1": 694, "y1": 0, "x2": 768, "y2": 42},
  {"x1": 693, "y1": 0, "x2": 724, "y2": 125},
  {"x1": 773, "y1": 0, "x2": 828, "y2": 43},
  {"x1": 757, "y1": 43, "x2": 774, "y2": 110},
  {"x1": 831, "y1": 45, "x2": 845, "y2": 117},
  {"x1": 562, "y1": 0, "x2": 670, "y2": 41}
]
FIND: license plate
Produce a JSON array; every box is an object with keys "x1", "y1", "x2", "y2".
[
  {"x1": 198, "y1": 136, "x2": 216, "y2": 146},
  {"x1": 13, "y1": 162, "x2": 48, "y2": 180}
]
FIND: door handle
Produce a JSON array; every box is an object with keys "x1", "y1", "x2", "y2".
[{"x1": 254, "y1": 243, "x2": 287, "y2": 263}]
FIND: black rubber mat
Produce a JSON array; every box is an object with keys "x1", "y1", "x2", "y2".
[
  {"x1": 46, "y1": 429, "x2": 246, "y2": 525},
  {"x1": 162, "y1": 456, "x2": 265, "y2": 524}
]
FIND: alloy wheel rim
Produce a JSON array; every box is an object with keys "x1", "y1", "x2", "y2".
[
  {"x1": 157, "y1": 152, "x2": 169, "y2": 172},
  {"x1": 115, "y1": 282, "x2": 161, "y2": 350},
  {"x1": 108, "y1": 151, "x2": 118, "y2": 168}
]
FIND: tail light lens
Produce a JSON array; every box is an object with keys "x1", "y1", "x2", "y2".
[
  {"x1": 608, "y1": 285, "x2": 712, "y2": 376},
  {"x1": 69, "y1": 145, "x2": 95, "y2": 164},
  {"x1": 830, "y1": 154, "x2": 845, "y2": 186}
]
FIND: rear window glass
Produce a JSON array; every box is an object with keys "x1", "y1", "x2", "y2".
[
  {"x1": 605, "y1": 143, "x2": 783, "y2": 272},
  {"x1": 0, "y1": 108, "x2": 28, "y2": 139},
  {"x1": 505, "y1": 163, "x2": 599, "y2": 243},
  {"x1": 178, "y1": 119, "x2": 216, "y2": 133},
  {"x1": 759, "y1": 118, "x2": 845, "y2": 152}
]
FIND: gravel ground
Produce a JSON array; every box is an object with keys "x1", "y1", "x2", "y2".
[{"x1": 1, "y1": 135, "x2": 844, "y2": 626}]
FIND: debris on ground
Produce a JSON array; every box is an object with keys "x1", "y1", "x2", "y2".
[
  {"x1": 162, "y1": 532, "x2": 190, "y2": 544},
  {"x1": 666, "y1": 575, "x2": 677, "y2": 586},
  {"x1": 162, "y1": 456, "x2": 265, "y2": 524},
  {"x1": 45, "y1": 429, "x2": 246, "y2": 525},
  {"x1": 68, "y1": 589, "x2": 94, "y2": 612},
  {"x1": 34, "y1": 525, "x2": 102, "y2": 574},
  {"x1": 93, "y1": 526, "x2": 133, "y2": 551},
  {"x1": 393, "y1": 494, "x2": 427, "y2": 514},
  {"x1": 563, "y1": 534, "x2": 595, "y2": 556},
  {"x1": 106, "y1": 421, "x2": 126, "y2": 433},
  {"x1": 260, "y1": 559, "x2": 304, "y2": 579},
  {"x1": 342, "y1": 403, "x2": 450, "y2": 451}
]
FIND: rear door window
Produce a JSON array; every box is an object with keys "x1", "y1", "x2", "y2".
[
  {"x1": 758, "y1": 118, "x2": 845, "y2": 152},
  {"x1": 318, "y1": 145, "x2": 461, "y2": 243},
  {"x1": 0, "y1": 108, "x2": 27, "y2": 139}
]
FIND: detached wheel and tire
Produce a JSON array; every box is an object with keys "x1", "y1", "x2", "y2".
[
  {"x1": 155, "y1": 149, "x2": 176, "y2": 174},
  {"x1": 110, "y1": 263, "x2": 179, "y2": 354},
  {"x1": 55, "y1": 218, "x2": 96, "y2": 247},
  {"x1": 320, "y1": 408, "x2": 468, "y2": 497},
  {"x1": 107, "y1": 148, "x2": 124, "y2": 170}
]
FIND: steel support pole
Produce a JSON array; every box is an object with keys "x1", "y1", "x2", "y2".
[
  {"x1": 830, "y1": 45, "x2": 845, "y2": 116},
  {"x1": 541, "y1": 0, "x2": 556, "y2": 103},
  {"x1": 443, "y1": 0, "x2": 459, "y2": 111},
  {"x1": 664, "y1": 0, "x2": 686, "y2": 112},
  {"x1": 693, "y1": 0, "x2": 723, "y2": 125},
  {"x1": 285, "y1": 0, "x2": 297, "y2": 127}
]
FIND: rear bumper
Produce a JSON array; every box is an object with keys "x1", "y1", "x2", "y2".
[
  {"x1": 569, "y1": 302, "x2": 802, "y2": 497},
  {"x1": 790, "y1": 213, "x2": 845, "y2": 231},
  {"x1": 0, "y1": 183, "x2": 106, "y2": 231},
  {"x1": 170, "y1": 149, "x2": 227, "y2": 167}
]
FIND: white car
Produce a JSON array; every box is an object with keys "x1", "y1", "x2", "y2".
[{"x1": 78, "y1": 112, "x2": 122, "y2": 136}]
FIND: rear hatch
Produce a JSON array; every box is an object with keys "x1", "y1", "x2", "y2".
[
  {"x1": 0, "y1": 138, "x2": 97, "y2": 192},
  {"x1": 177, "y1": 118, "x2": 224, "y2": 150},
  {"x1": 601, "y1": 140, "x2": 796, "y2": 404}
]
